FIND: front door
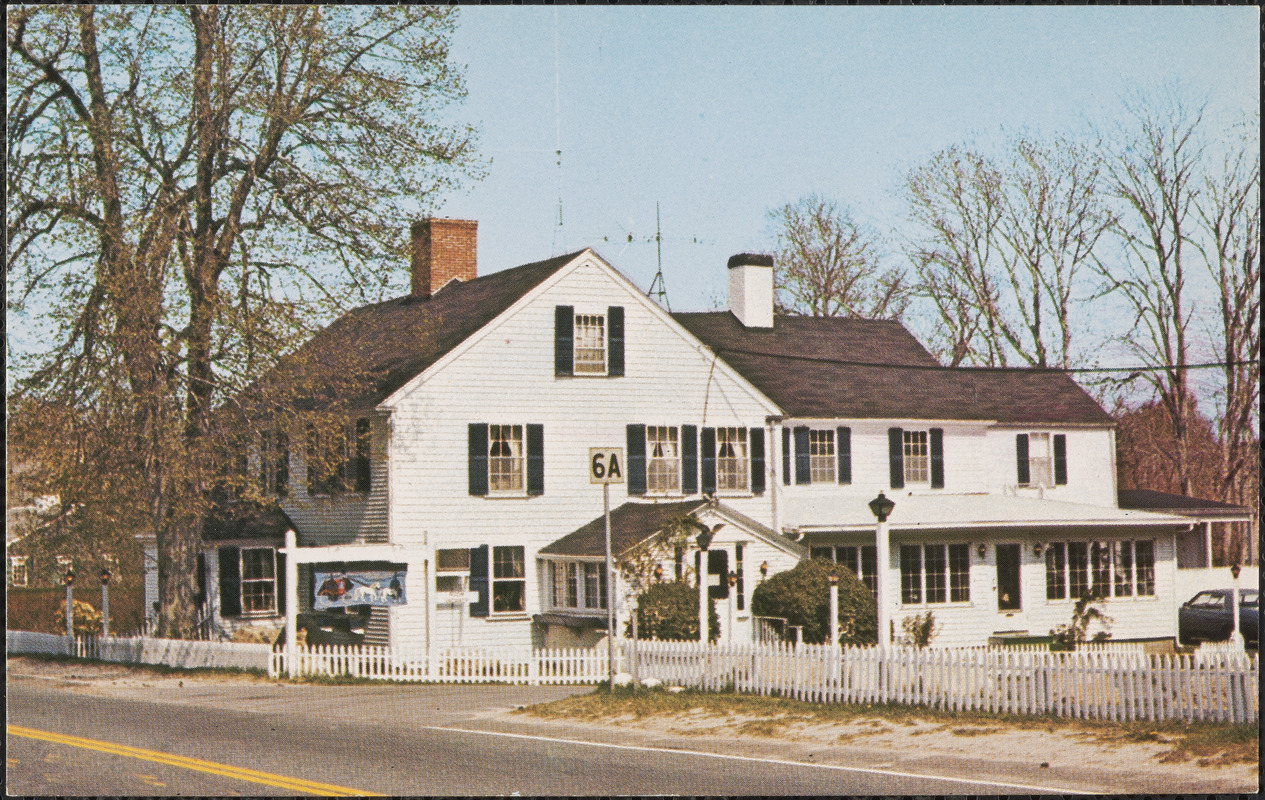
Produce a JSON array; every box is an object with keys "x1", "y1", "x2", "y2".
[{"x1": 996, "y1": 544, "x2": 1021, "y2": 611}]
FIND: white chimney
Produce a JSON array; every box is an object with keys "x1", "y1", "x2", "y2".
[{"x1": 727, "y1": 253, "x2": 774, "y2": 328}]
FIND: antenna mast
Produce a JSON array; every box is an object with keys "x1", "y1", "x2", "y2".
[
  {"x1": 647, "y1": 202, "x2": 670, "y2": 310},
  {"x1": 551, "y1": 9, "x2": 565, "y2": 256}
]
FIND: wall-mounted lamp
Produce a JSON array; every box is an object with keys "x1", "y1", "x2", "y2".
[
  {"x1": 653, "y1": 564, "x2": 664, "y2": 583},
  {"x1": 1033, "y1": 543, "x2": 1043, "y2": 557},
  {"x1": 827, "y1": 571, "x2": 839, "y2": 587},
  {"x1": 759, "y1": 561, "x2": 769, "y2": 579},
  {"x1": 977, "y1": 543, "x2": 987, "y2": 559},
  {"x1": 727, "y1": 571, "x2": 738, "y2": 588}
]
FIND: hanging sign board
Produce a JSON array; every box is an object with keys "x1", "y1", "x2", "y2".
[
  {"x1": 589, "y1": 448, "x2": 625, "y2": 484},
  {"x1": 313, "y1": 569, "x2": 407, "y2": 609}
]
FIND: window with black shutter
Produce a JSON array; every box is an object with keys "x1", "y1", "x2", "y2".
[
  {"x1": 468, "y1": 424, "x2": 489, "y2": 496},
  {"x1": 1016, "y1": 433, "x2": 1030, "y2": 486},
  {"x1": 469, "y1": 545, "x2": 489, "y2": 617},
  {"x1": 1053, "y1": 434, "x2": 1067, "y2": 485},
  {"x1": 526, "y1": 424, "x2": 544, "y2": 496},
  {"x1": 607, "y1": 306, "x2": 625, "y2": 376},
  {"x1": 626, "y1": 424, "x2": 647, "y2": 496},
  {"x1": 700, "y1": 428, "x2": 716, "y2": 496},
  {"x1": 781, "y1": 428, "x2": 791, "y2": 486},
  {"x1": 681, "y1": 425, "x2": 698, "y2": 495},
  {"x1": 888, "y1": 428, "x2": 905, "y2": 489},
  {"x1": 554, "y1": 306, "x2": 574, "y2": 376},
  {"x1": 929, "y1": 428, "x2": 944, "y2": 489},
  {"x1": 218, "y1": 546, "x2": 241, "y2": 617},
  {"x1": 749, "y1": 428, "x2": 765, "y2": 495},
  {"x1": 793, "y1": 427, "x2": 811, "y2": 485}
]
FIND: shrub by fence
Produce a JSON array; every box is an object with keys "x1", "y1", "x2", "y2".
[{"x1": 7, "y1": 585, "x2": 145, "y2": 636}]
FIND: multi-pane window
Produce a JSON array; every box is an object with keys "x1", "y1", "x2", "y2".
[
  {"x1": 812, "y1": 545, "x2": 878, "y2": 599},
  {"x1": 1026, "y1": 432, "x2": 1054, "y2": 487},
  {"x1": 716, "y1": 427, "x2": 749, "y2": 492},
  {"x1": 492, "y1": 545, "x2": 525, "y2": 612},
  {"x1": 259, "y1": 430, "x2": 290, "y2": 496},
  {"x1": 1045, "y1": 543, "x2": 1067, "y2": 600},
  {"x1": 573, "y1": 314, "x2": 607, "y2": 374},
  {"x1": 1046, "y1": 540, "x2": 1155, "y2": 600},
  {"x1": 9, "y1": 556, "x2": 29, "y2": 587},
  {"x1": 646, "y1": 426, "x2": 681, "y2": 494},
  {"x1": 547, "y1": 561, "x2": 605, "y2": 611},
  {"x1": 436, "y1": 548, "x2": 470, "y2": 594},
  {"x1": 903, "y1": 430, "x2": 929, "y2": 484},
  {"x1": 240, "y1": 548, "x2": 276, "y2": 613},
  {"x1": 900, "y1": 543, "x2": 971, "y2": 605},
  {"x1": 488, "y1": 425, "x2": 525, "y2": 492},
  {"x1": 809, "y1": 430, "x2": 836, "y2": 483}
]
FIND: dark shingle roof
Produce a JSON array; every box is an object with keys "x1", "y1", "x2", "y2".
[
  {"x1": 539, "y1": 500, "x2": 706, "y2": 558},
  {"x1": 202, "y1": 496, "x2": 295, "y2": 543},
  {"x1": 673, "y1": 312, "x2": 1113, "y2": 425},
  {"x1": 255, "y1": 251, "x2": 583, "y2": 412},
  {"x1": 1118, "y1": 489, "x2": 1251, "y2": 518}
]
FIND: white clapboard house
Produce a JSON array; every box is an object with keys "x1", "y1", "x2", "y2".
[{"x1": 187, "y1": 217, "x2": 1250, "y2": 650}]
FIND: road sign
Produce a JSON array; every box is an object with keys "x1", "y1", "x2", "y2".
[{"x1": 589, "y1": 448, "x2": 625, "y2": 484}]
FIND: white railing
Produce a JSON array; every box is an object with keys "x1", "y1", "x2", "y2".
[
  {"x1": 269, "y1": 644, "x2": 622, "y2": 685},
  {"x1": 7, "y1": 631, "x2": 270, "y2": 672},
  {"x1": 627, "y1": 639, "x2": 1258, "y2": 724}
]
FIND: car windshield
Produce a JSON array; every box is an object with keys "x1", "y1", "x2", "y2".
[
  {"x1": 1189, "y1": 592, "x2": 1225, "y2": 608},
  {"x1": 1241, "y1": 590, "x2": 1258, "y2": 607}
]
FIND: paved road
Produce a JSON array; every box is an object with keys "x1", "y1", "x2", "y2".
[{"x1": 7, "y1": 674, "x2": 1087, "y2": 796}]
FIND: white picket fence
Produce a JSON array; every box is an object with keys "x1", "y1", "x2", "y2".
[
  {"x1": 627, "y1": 639, "x2": 1258, "y2": 724},
  {"x1": 7, "y1": 630, "x2": 271, "y2": 672},
  {"x1": 270, "y1": 644, "x2": 622, "y2": 685}
]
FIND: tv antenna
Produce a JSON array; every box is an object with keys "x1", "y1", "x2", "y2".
[{"x1": 647, "y1": 203, "x2": 669, "y2": 310}]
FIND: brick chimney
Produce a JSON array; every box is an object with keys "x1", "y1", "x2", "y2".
[{"x1": 411, "y1": 218, "x2": 477, "y2": 298}]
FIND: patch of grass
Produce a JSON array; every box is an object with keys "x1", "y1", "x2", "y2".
[
  {"x1": 10, "y1": 653, "x2": 268, "y2": 680},
  {"x1": 517, "y1": 685, "x2": 1259, "y2": 767}
]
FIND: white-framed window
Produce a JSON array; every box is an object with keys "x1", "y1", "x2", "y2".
[
  {"x1": 306, "y1": 418, "x2": 370, "y2": 496},
  {"x1": 812, "y1": 545, "x2": 879, "y2": 599},
  {"x1": 240, "y1": 547, "x2": 277, "y2": 614},
  {"x1": 716, "y1": 427, "x2": 749, "y2": 492},
  {"x1": 899, "y1": 543, "x2": 971, "y2": 605},
  {"x1": 573, "y1": 313, "x2": 607, "y2": 375},
  {"x1": 1026, "y1": 432, "x2": 1054, "y2": 487},
  {"x1": 488, "y1": 425, "x2": 525, "y2": 493},
  {"x1": 647, "y1": 426, "x2": 681, "y2": 494},
  {"x1": 1046, "y1": 540, "x2": 1154, "y2": 599},
  {"x1": 9, "y1": 556, "x2": 29, "y2": 587},
  {"x1": 492, "y1": 545, "x2": 525, "y2": 613},
  {"x1": 809, "y1": 430, "x2": 836, "y2": 483},
  {"x1": 547, "y1": 560, "x2": 607, "y2": 612},
  {"x1": 903, "y1": 430, "x2": 929, "y2": 484},
  {"x1": 436, "y1": 548, "x2": 470, "y2": 594}
]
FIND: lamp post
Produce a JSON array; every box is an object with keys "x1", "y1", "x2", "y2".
[
  {"x1": 63, "y1": 567, "x2": 75, "y2": 653},
  {"x1": 696, "y1": 529, "x2": 713, "y2": 643},
  {"x1": 100, "y1": 568, "x2": 111, "y2": 639},
  {"x1": 1230, "y1": 563, "x2": 1244, "y2": 650},
  {"x1": 868, "y1": 493, "x2": 895, "y2": 652},
  {"x1": 828, "y1": 570, "x2": 840, "y2": 647}
]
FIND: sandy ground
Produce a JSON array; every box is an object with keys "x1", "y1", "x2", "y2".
[{"x1": 9, "y1": 656, "x2": 1258, "y2": 793}]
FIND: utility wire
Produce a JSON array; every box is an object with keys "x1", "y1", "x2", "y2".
[{"x1": 709, "y1": 346, "x2": 1255, "y2": 375}]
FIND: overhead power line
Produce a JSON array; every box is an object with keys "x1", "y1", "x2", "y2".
[{"x1": 711, "y1": 346, "x2": 1255, "y2": 375}]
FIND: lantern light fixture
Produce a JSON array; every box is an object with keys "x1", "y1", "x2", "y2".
[{"x1": 977, "y1": 543, "x2": 987, "y2": 559}]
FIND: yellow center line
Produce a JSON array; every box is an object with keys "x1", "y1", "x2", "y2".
[{"x1": 8, "y1": 725, "x2": 380, "y2": 796}]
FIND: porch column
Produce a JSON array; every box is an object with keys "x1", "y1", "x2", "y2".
[
  {"x1": 1204, "y1": 522, "x2": 1214, "y2": 569},
  {"x1": 284, "y1": 529, "x2": 298, "y2": 678},
  {"x1": 875, "y1": 517, "x2": 891, "y2": 651}
]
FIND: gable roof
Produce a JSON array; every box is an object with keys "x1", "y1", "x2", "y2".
[
  {"x1": 253, "y1": 251, "x2": 583, "y2": 413},
  {"x1": 673, "y1": 312, "x2": 1112, "y2": 425}
]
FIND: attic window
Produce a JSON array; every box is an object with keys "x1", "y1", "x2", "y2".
[{"x1": 573, "y1": 314, "x2": 606, "y2": 374}]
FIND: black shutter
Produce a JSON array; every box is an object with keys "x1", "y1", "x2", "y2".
[
  {"x1": 837, "y1": 427, "x2": 852, "y2": 484},
  {"x1": 681, "y1": 425, "x2": 698, "y2": 495},
  {"x1": 469, "y1": 545, "x2": 489, "y2": 617},
  {"x1": 794, "y1": 426, "x2": 811, "y2": 485},
  {"x1": 701, "y1": 427, "x2": 716, "y2": 495},
  {"x1": 626, "y1": 424, "x2": 647, "y2": 496},
  {"x1": 888, "y1": 428, "x2": 905, "y2": 489},
  {"x1": 781, "y1": 428, "x2": 791, "y2": 486},
  {"x1": 1016, "y1": 434, "x2": 1030, "y2": 486},
  {"x1": 607, "y1": 306, "x2": 624, "y2": 376},
  {"x1": 275, "y1": 550, "x2": 286, "y2": 615},
  {"x1": 749, "y1": 428, "x2": 765, "y2": 495},
  {"x1": 929, "y1": 427, "x2": 944, "y2": 489},
  {"x1": 554, "y1": 306, "x2": 574, "y2": 376},
  {"x1": 196, "y1": 552, "x2": 207, "y2": 608},
  {"x1": 218, "y1": 546, "x2": 241, "y2": 618},
  {"x1": 468, "y1": 423, "x2": 488, "y2": 496},
  {"x1": 526, "y1": 424, "x2": 544, "y2": 496},
  {"x1": 354, "y1": 418, "x2": 371, "y2": 493},
  {"x1": 708, "y1": 549, "x2": 729, "y2": 600},
  {"x1": 1053, "y1": 434, "x2": 1067, "y2": 485}
]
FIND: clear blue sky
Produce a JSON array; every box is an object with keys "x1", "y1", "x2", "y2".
[{"x1": 440, "y1": 6, "x2": 1258, "y2": 316}]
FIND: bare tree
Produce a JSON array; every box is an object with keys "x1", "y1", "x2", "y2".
[
  {"x1": 904, "y1": 139, "x2": 1113, "y2": 368},
  {"x1": 769, "y1": 195, "x2": 909, "y2": 319},
  {"x1": 1096, "y1": 94, "x2": 1205, "y2": 495},
  {"x1": 7, "y1": 6, "x2": 480, "y2": 636}
]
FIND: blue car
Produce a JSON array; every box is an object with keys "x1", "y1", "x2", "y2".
[{"x1": 1178, "y1": 589, "x2": 1258, "y2": 647}]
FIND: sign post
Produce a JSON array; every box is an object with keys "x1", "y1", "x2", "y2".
[{"x1": 590, "y1": 448, "x2": 624, "y2": 688}]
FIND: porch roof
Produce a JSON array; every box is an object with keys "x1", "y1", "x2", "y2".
[
  {"x1": 1117, "y1": 489, "x2": 1252, "y2": 521},
  {"x1": 539, "y1": 500, "x2": 708, "y2": 559},
  {"x1": 786, "y1": 493, "x2": 1191, "y2": 535}
]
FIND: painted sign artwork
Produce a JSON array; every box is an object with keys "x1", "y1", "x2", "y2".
[{"x1": 313, "y1": 570, "x2": 407, "y2": 609}]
